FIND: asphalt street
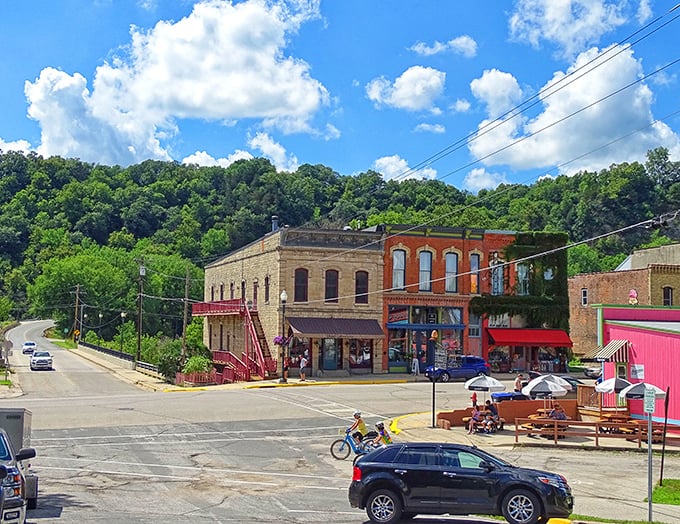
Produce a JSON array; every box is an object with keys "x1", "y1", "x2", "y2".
[{"x1": 0, "y1": 322, "x2": 680, "y2": 523}]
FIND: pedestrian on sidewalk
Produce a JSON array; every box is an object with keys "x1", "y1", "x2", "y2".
[
  {"x1": 411, "y1": 352, "x2": 420, "y2": 376},
  {"x1": 299, "y1": 354, "x2": 308, "y2": 381},
  {"x1": 514, "y1": 373, "x2": 523, "y2": 392}
]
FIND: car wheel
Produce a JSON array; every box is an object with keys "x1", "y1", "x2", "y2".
[
  {"x1": 502, "y1": 489, "x2": 543, "y2": 524},
  {"x1": 439, "y1": 372, "x2": 450, "y2": 383},
  {"x1": 366, "y1": 489, "x2": 402, "y2": 524},
  {"x1": 330, "y1": 439, "x2": 351, "y2": 460}
]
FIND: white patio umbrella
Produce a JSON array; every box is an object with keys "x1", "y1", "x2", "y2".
[
  {"x1": 618, "y1": 382, "x2": 666, "y2": 400},
  {"x1": 595, "y1": 377, "x2": 632, "y2": 394},
  {"x1": 464, "y1": 375, "x2": 506, "y2": 404},
  {"x1": 521, "y1": 377, "x2": 568, "y2": 398},
  {"x1": 532, "y1": 373, "x2": 573, "y2": 391},
  {"x1": 464, "y1": 375, "x2": 506, "y2": 392}
]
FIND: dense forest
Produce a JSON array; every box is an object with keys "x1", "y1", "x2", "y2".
[{"x1": 1, "y1": 147, "x2": 679, "y2": 362}]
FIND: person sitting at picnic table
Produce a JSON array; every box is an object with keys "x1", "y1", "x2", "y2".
[
  {"x1": 467, "y1": 405, "x2": 483, "y2": 434},
  {"x1": 485, "y1": 400, "x2": 498, "y2": 418},
  {"x1": 548, "y1": 404, "x2": 569, "y2": 420},
  {"x1": 481, "y1": 413, "x2": 497, "y2": 433}
]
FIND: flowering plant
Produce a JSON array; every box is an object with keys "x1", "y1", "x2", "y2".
[{"x1": 273, "y1": 335, "x2": 286, "y2": 345}]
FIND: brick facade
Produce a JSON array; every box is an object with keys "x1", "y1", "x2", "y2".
[{"x1": 569, "y1": 263, "x2": 680, "y2": 355}]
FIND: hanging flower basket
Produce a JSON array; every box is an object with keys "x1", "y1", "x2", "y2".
[{"x1": 273, "y1": 335, "x2": 286, "y2": 346}]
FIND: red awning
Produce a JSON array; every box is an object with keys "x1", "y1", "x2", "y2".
[{"x1": 487, "y1": 328, "x2": 573, "y2": 348}]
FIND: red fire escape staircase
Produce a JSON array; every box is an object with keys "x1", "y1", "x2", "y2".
[{"x1": 242, "y1": 306, "x2": 278, "y2": 379}]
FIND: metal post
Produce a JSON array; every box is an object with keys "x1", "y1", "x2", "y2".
[
  {"x1": 648, "y1": 411, "x2": 653, "y2": 523},
  {"x1": 279, "y1": 290, "x2": 288, "y2": 383},
  {"x1": 98, "y1": 313, "x2": 103, "y2": 338},
  {"x1": 136, "y1": 262, "x2": 145, "y2": 369},
  {"x1": 120, "y1": 312, "x2": 127, "y2": 352}
]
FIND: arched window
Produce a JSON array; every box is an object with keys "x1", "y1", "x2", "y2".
[
  {"x1": 419, "y1": 251, "x2": 432, "y2": 291},
  {"x1": 355, "y1": 271, "x2": 369, "y2": 304},
  {"x1": 445, "y1": 253, "x2": 458, "y2": 293},
  {"x1": 663, "y1": 286, "x2": 674, "y2": 306},
  {"x1": 392, "y1": 249, "x2": 405, "y2": 290},
  {"x1": 470, "y1": 254, "x2": 481, "y2": 294},
  {"x1": 325, "y1": 270, "x2": 339, "y2": 303},
  {"x1": 294, "y1": 268, "x2": 308, "y2": 302},
  {"x1": 210, "y1": 285, "x2": 215, "y2": 301}
]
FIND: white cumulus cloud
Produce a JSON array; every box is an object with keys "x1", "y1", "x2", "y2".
[
  {"x1": 366, "y1": 66, "x2": 445, "y2": 113},
  {"x1": 23, "y1": 0, "x2": 326, "y2": 167},
  {"x1": 409, "y1": 35, "x2": 477, "y2": 58},
  {"x1": 182, "y1": 149, "x2": 253, "y2": 167},
  {"x1": 467, "y1": 45, "x2": 680, "y2": 175},
  {"x1": 463, "y1": 168, "x2": 509, "y2": 193},
  {"x1": 414, "y1": 123, "x2": 445, "y2": 134},
  {"x1": 248, "y1": 132, "x2": 298, "y2": 172},
  {"x1": 509, "y1": 0, "x2": 628, "y2": 59},
  {"x1": 372, "y1": 154, "x2": 437, "y2": 181}
]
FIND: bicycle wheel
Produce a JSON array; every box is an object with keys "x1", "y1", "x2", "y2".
[{"x1": 330, "y1": 438, "x2": 352, "y2": 460}]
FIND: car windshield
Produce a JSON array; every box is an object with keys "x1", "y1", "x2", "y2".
[
  {"x1": 33, "y1": 351, "x2": 50, "y2": 357},
  {"x1": 472, "y1": 447, "x2": 514, "y2": 468}
]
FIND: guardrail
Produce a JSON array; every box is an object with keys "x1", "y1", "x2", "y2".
[{"x1": 79, "y1": 341, "x2": 161, "y2": 377}]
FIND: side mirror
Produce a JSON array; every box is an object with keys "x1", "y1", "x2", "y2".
[
  {"x1": 479, "y1": 460, "x2": 495, "y2": 472},
  {"x1": 17, "y1": 448, "x2": 37, "y2": 462}
]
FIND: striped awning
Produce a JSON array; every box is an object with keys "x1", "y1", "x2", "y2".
[{"x1": 581, "y1": 339, "x2": 629, "y2": 362}]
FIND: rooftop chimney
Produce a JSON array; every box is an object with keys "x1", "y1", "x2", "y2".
[{"x1": 272, "y1": 215, "x2": 279, "y2": 232}]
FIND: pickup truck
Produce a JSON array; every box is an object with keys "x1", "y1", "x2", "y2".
[{"x1": 0, "y1": 409, "x2": 38, "y2": 524}]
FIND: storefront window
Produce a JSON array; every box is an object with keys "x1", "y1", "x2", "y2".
[
  {"x1": 289, "y1": 337, "x2": 310, "y2": 369},
  {"x1": 349, "y1": 339, "x2": 372, "y2": 368}
]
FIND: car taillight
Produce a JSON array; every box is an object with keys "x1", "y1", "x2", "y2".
[{"x1": 352, "y1": 466, "x2": 362, "y2": 482}]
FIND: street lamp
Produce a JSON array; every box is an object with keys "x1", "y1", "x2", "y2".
[
  {"x1": 279, "y1": 290, "x2": 288, "y2": 383},
  {"x1": 120, "y1": 312, "x2": 127, "y2": 353},
  {"x1": 98, "y1": 313, "x2": 103, "y2": 338},
  {"x1": 83, "y1": 313, "x2": 88, "y2": 338}
]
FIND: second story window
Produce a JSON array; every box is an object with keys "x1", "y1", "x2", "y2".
[
  {"x1": 355, "y1": 271, "x2": 369, "y2": 304},
  {"x1": 419, "y1": 251, "x2": 432, "y2": 291},
  {"x1": 392, "y1": 249, "x2": 405, "y2": 290},
  {"x1": 445, "y1": 253, "x2": 458, "y2": 293},
  {"x1": 491, "y1": 264, "x2": 504, "y2": 295},
  {"x1": 663, "y1": 286, "x2": 674, "y2": 306},
  {"x1": 581, "y1": 288, "x2": 588, "y2": 306},
  {"x1": 230, "y1": 282, "x2": 234, "y2": 299},
  {"x1": 219, "y1": 283, "x2": 224, "y2": 300},
  {"x1": 470, "y1": 254, "x2": 480, "y2": 294},
  {"x1": 210, "y1": 285, "x2": 215, "y2": 301},
  {"x1": 469, "y1": 312, "x2": 481, "y2": 338},
  {"x1": 325, "y1": 269, "x2": 339, "y2": 303},
  {"x1": 264, "y1": 276, "x2": 270, "y2": 303},
  {"x1": 294, "y1": 268, "x2": 308, "y2": 302},
  {"x1": 517, "y1": 263, "x2": 530, "y2": 295}
]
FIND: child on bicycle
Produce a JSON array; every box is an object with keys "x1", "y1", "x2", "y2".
[
  {"x1": 347, "y1": 410, "x2": 368, "y2": 444},
  {"x1": 372, "y1": 421, "x2": 392, "y2": 447}
]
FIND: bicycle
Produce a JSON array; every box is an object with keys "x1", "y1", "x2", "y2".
[{"x1": 330, "y1": 429, "x2": 378, "y2": 461}]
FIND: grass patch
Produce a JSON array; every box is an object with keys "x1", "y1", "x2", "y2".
[
  {"x1": 0, "y1": 379, "x2": 11, "y2": 387},
  {"x1": 652, "y1": 478, "x2": 680, "y2": 505},
  {"x1": 52, "y1": 339, "x2": 76, "y2": 349}
]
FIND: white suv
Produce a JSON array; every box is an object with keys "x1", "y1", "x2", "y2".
[{"x1": 21, "y1": 342, "x2": 36, "y2": 355}]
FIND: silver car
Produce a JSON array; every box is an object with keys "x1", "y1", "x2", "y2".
[{"x1": 29, "y1": 350, "x2": 53, "y2": 371}]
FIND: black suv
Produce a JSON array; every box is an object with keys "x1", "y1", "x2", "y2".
[{"x1": 349, "y1": 442, "x2": 573, "y2": 524}]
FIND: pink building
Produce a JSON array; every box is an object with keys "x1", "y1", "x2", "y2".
[{"x1": 585, "y1": 305, "x2": 680, "y2": 425}]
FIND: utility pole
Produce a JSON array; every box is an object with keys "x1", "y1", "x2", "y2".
[
  {"x1": 181, "y1": 265, "x2": 190, "y2": 366},
  {"x1": 73, "y1": 284, "x2": 80, "y2": 341},
  {"x1": 136, "y1": 259, "x2": 145, "y2": 369}
]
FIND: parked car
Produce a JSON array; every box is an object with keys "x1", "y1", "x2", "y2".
[
  {"x1": 20, "y1": 342, "x2": 36, "y2": 355},
  {"x1": 29, "y1": 351, "x2": 53, "y2": 371},
  {"x1": 584, "y1": 366, "x2": 602, "y2": 379},
  {"x1": 424, "y1": 356, "x2": 490, "y2": 382},
  {"x1": 349, "y1": 442, "x2": 573, "y2": 524},
  {"x1": 0, "y1": 427, "x2": 36, "y2": 524}
]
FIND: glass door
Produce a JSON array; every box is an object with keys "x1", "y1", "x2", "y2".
[{"x1": 322, "y1": 338, "x2": 340, "y2": 370}]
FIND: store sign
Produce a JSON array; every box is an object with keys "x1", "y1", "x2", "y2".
[
  {"x1": 630, "y1": 364, "x2": 644, "y2": 379},
  {"x1": 388, "y1": 307, "x2": 408, "y2": 323}
]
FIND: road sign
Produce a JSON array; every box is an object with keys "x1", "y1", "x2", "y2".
[
  {"x1": 73, "y1": 330, "x2": 80, "y2": 337},
  {"x1": 644, "y1": 387, "x2": 656, "y2": 413}
]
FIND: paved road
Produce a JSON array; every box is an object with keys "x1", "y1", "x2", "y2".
[{"x1": 4, "y1": 320, "x2": 680, "y2": 523}]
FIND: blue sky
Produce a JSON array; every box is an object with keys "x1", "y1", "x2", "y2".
[{"x1": 1, "y1": 0, "x2": 679, "y2": 192}]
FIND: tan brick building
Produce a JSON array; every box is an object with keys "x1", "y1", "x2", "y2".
[
  {"x1": 195, "y1": 221, "x2": 385, "y2": 378},
  {"x1": 569, "y1": 243, "x2": 680, "y2": 356}
]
